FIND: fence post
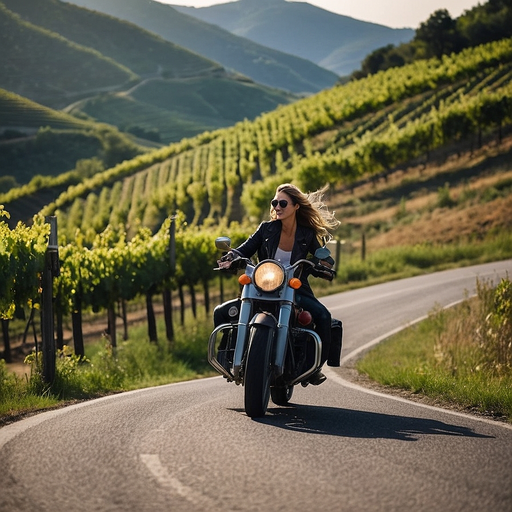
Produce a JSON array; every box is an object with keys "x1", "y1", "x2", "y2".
[
  {"x1": 164, "y1": 215, "x2": 177, "y2": 343},
  {"x1": 334, "y1": 239, "x2": 342, "y2": 274},
  {"x1": 41, "y1": 216, "x2": 59, "y2": 384}
]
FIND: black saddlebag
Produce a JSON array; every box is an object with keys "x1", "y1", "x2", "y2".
[{"x1": 327, "y1": 318, "x2": 343, "y2": 367}]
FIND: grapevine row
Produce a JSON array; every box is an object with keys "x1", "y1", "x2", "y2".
[{"x1": 0, "y1": 209, "x2": 250, "y2": 357}]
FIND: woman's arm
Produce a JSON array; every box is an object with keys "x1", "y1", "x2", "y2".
[{"x1": 232, "y1": 222, "x2": 266, "y2": 259}]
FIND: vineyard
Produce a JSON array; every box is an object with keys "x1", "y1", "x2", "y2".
[
  {"x1": 2, "y1": 37, "x2": 512, "y2": 365},
  {"x1": 32, "y1": 37, "x2": 512, "y2": 240},
  {"x1": 0, "y1": 89, "x2": 92, "y2": 131}
]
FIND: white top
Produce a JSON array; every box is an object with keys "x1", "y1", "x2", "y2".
[{"x1": 274, "y1": 247, "x2": 292, "y2": 266}]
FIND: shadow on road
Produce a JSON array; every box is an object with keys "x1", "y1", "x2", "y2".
[{"x1": 243, "y1": 405, "x2": 494, "y2": 441}]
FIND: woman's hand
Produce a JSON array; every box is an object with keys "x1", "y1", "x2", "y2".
[
  {"x1": 319, "y1": 259, "x2": 333, "y2": 269},
  {"x1": 217, "y1": 251, "x2": 235, "y2": 269},
  {"x1": 218, "y1": 259, "x2": 233, "y2": 270}
]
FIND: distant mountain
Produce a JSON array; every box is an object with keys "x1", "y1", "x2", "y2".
[
  {"x1": 64, "y1": 0, "x2": 339, "y2": 93},
  {"x1": 172, "y1": 0, "x2": 415, "y2": 76}
]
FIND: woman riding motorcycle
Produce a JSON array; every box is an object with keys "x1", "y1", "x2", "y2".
[{"x1": 214, "y1": 183, "x2": 340, "y2": 385}]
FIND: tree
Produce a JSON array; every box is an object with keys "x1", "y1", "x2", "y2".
[
  {"x1": 415, "y1": 9, "x2": 463, "y2": 59},
  {"x1": 457, "y1": 0, "x2": 512, "y2": 47},
  {"x1": 358, "y1": 44, "x2": 407, "y2": 77}
]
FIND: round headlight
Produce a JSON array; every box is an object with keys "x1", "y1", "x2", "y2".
[{"x1": 253, "y1": 261, "x2": 285, "y2": 293}]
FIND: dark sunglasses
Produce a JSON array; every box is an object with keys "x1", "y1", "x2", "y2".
[{"x1": 271, "y1": 199, "x2": 289, "y2": 209}]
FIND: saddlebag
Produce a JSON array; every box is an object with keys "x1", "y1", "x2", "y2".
[{"x1": 327, "y1": 318, "x2": 343, "y2": 367}]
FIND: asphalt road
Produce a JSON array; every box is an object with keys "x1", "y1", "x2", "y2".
[{"x1": 1, "y1": 260, "x2": 511, "y2": 512}]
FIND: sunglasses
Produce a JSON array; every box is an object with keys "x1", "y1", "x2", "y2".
[{"x1": 271, "y1": 199, "x2": 290, "y2": 209}]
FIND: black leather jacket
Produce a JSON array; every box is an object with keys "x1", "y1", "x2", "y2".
[{"x1": 233, "y1": 220, "x2": 323, "y2": 296}]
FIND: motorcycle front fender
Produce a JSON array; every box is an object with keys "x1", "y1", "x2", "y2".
[
  {"x1": 247, "y1": 313, "x2": 277, "y2": 367},
  {"x1": 250, "y1": 312, "x2": 278, "y2": 329}
]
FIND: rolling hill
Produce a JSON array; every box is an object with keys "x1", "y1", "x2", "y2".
[
  {"x1": 66, "y1": 74, "x2": 296, "y2": 143},
  {"x1": 0, "y1": 0, "x2": 298, "y2": 129},
  {"x1": 171, "y1": 0, "x2": 415, "y2": 76},
  {"x1": 2, "y1": 0, "x2": 222, "y2": 86},
  {"x1": 0, "y1": 0, "x2": 299, "y2": 185},
  {"x1": 63, "y1": 0, "x2": 340, "y2": 93},
  {"x1": 0, "y1": 2, "x2": 138, "y2": 109},
  {"x1": 0, "y1": 88, "x2": 147, "y2": 187}
]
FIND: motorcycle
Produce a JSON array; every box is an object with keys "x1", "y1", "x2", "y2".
[{"x1": 208, "y1": 236, "x2": 340, "y2": 418}]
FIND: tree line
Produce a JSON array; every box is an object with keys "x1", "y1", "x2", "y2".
[{"x1": 353, "y1": 0, "x2": 512, "y2": 78}]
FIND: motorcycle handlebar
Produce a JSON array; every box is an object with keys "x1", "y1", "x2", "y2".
[
  {"x1": 213, "y1": 255, "x2": 251, "y2": 271},
  {"x1": 214, "y1": 256, "x2": 335, "y2": 280}
]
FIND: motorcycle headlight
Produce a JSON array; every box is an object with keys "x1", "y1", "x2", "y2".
[{"x1": 253, "y1": 260, "x2": 285, "y2": 293}]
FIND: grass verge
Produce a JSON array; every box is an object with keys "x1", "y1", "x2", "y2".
[
  {"x1": 356, "y1": 277, "x2": 512, "y2": 423},
  {"x1": 0, "y1": 311, "x2": 216, "y2": 425},
  {"x1": 311, "y1": 231, "x2": 512, "y2": 297}
]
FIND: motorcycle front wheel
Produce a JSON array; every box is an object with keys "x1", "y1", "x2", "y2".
[{"x1": 244, "y1": 324, "x2": 273, "y2": 418}]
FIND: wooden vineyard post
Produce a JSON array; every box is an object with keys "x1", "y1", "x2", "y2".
[{"x1": 41, "y1": 216, "x2": 60, "y2": 384}]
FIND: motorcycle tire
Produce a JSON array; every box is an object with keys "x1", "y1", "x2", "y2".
[
  {"x1": 244, "y1": 324, "x2": 273, "y2": 418},
  {"x1": 270, "y1": 385, "x2": 294, "y2": 406}
]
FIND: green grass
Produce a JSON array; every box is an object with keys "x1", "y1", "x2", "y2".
[{"x1": 356, "y1": 277, "x2": 512, "y2": 422}]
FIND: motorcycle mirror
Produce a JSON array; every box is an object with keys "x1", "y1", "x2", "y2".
[
  {"x1": 314, "y1": 246, "x2": 331, "y2": 260},
  {"x1": 215, "y1": 236, "x2": 232, "y2": 251}
]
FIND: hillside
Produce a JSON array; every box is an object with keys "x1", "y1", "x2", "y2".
[
  {"x1": 1, "y1": 0, "x2": 297, "y2": 137},
  {"x1": 1, "y1": 0, "x2": 298, "y2": 130},
  {"x1": 13, "y1": 37, "x2": 506, "y2": 245},
  {"x1": 65, "y1": 74, "x2": 296, "y2": 144},
  {"x1": 0, "y1": 3, "x2": 137, "y2": 109},
  {"x1": 64, "y1": 0, "x2": 339, "y2": 93},
  {"x1": 0, "y1": 89, "x2": 148, "y2": 190},
  {"x1": 0, "y1": 0, "x2": 299, "y2": 186},
  {"x1": 0, "y1": 89, "x2": 92, "y2": 132},
  {"x1": 335, "y1": 132, "x2": 512, "y2": 254},
  {"x1": 2, "y1": 0, "x2": 221, "y2": 85},
  {"x1": 173, "y1": 0, "x2": 415, "y2": 76}
]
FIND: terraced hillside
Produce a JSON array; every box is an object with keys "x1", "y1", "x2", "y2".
[
  {"x1": 0, "y1": 89, "x2": 146, "y2": 188},
  {"x1": 21, "y1": 38, "x2": 510, "y2": 245}
]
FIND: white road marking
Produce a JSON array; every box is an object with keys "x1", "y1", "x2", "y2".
[
  {"x1": 325, "y1": 367, "x2": 512, "y2": 430},
  {"x1": 140, "y1": 453, "x2": 218, "y2": 509}
]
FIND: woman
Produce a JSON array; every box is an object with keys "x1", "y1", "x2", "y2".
[{"x1": 215, "y1": 183, "x2": 340, "y2": 385}]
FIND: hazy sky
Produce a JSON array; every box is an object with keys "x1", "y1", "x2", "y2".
[{"x1": 156, "y1": 0, "x2": 482, "y2": 29}]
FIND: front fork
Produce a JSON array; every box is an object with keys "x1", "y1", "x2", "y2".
[
  {"x1": 232, "y1": 299, "x2": 292, "y2": 378},
  {"x1": 208, "y1": 299, "x2": 322, "y2": 384}
]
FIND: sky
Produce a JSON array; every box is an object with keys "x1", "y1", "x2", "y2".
[{"x1": 156, "y1": 0, "x2": 483, "y2": 29}]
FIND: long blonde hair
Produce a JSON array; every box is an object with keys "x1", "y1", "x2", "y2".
[{"x1": 270, "y1": 183, "x2": 340, "y2": 239}]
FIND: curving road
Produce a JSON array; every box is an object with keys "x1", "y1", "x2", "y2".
[{"x1": 1, "y1": 260, "x2": 511, "y2": 512}]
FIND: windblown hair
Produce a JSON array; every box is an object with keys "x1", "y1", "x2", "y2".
[{"x1": 270, "y1": 183, "x2": 340, "y2": 240}]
